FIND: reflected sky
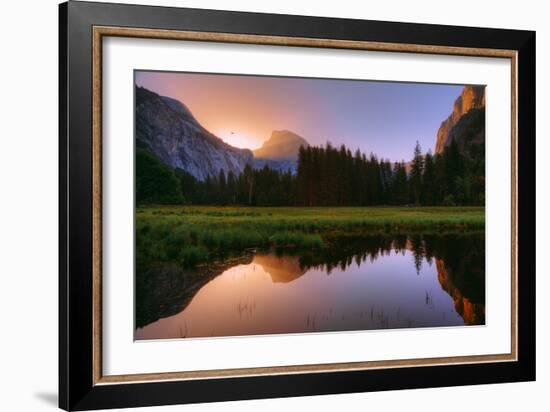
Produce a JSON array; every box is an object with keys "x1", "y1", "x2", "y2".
[{"x1": 135, "y1": 249, "x2": 467, "y2": 340}]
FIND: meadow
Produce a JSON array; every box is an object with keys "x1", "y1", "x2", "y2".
[{"x1": 136, "y1": 206, "x2": 485, "y2": 268}]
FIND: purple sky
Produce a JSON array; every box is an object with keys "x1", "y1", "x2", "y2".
[{"x1": 136, "y1": 71, "x2": 464, "y2": 162}]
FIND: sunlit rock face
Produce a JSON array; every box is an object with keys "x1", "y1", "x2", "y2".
[
  {"x1": 435, "y1": 86, "x2": 485, "y2": 155},
  {"x1": 136, "y1": 86, "x2": 253, "y2": 181},
  {"x1": 435, "y1": 258, "x2": 485, "y2": 325}
]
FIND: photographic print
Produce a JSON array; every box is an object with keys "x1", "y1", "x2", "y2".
[{"x1": 134, "y1": 71, "x2": 486, "y2": 340}]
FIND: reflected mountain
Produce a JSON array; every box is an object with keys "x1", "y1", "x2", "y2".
[
  {"x1": 253, "y1": 254, "x2": 307, "y2": 283},
  {"x1": 436, "y1": 259, "x2": 485, "y2": 325},
  {"x1": 136, "y1": 255, "x2": 253, "y2": 328}
]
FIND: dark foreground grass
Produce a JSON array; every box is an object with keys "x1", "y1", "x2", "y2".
[{"x1": 136, "y1": 206, "x2": 484, "y2": 268}]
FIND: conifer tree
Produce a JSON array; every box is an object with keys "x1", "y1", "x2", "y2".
[
  {"x1": 422, "y1": 150, "x2": 436, "y2": 205},
  {"x1": 410, "y1": 141, "x2": 424, "y2": 205}
]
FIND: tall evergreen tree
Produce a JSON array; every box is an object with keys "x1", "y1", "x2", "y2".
[
  {"x1": 242, "y1": 164, "x2": 254, "y2": 205},
  {"x1": 136, "y1": 150, "x2": 184, "y2": 204},
  {"x1": 296, "y1": 145, "x2": 309, "y2": 206},
  {"x1": 433, "y1": 153, "x2": 446, "y2": 205},
  {"x1": 444, "y1": 139, "x2": 463, "y2": 202},
  {"x1": 226, "y1": 170, "x2": 237, "y2": 204},
  {"x1": 410, "y1": 141, "x2": 424, "y2": 205},
  {"x1": 392, "y1": 161, "x2": 409, "y2": 205},
  {"x1": 217, "y1": 169, "x2": 227, "y2": 204},
  {"x1": 422, "y1": 151, "x2": 436, "y2": 205}
]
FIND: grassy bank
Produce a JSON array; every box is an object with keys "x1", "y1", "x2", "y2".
[{"x1": 136, "y1": 206, "x2": 484, "y2": 268}]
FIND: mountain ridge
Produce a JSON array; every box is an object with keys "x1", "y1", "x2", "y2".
[{"x1": 136, "y1": 86, "x2": 253, "y2": 181}]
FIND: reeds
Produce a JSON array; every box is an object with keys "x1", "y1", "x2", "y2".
[{"x1": 136, "y1": 206, "x2": 484, "y2": 268}]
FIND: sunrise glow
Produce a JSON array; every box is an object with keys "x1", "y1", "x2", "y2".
[
  {"x1": 214, "y1": 129, "x2": 263, "y2": 151},
  {"x1": 135, "y1": 71, "x2": 463, "y2": 161}
]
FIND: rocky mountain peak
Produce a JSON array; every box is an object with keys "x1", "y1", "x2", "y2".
[
  {"x1": 253, "y1": 130, "x2": 309, "y2": 160},
  {"x1": 435, "y1": 86, "x2": 485, "y2": 154}
]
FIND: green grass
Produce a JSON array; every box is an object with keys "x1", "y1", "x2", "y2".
[{"x1": 136, "y1": 206, "x2": 484, "y2": 267}]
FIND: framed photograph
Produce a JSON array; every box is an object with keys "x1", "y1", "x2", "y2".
[{"x1": 59, "y1": 1, "x2": 536, "y2": 410}]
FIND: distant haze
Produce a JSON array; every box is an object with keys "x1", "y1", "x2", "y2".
[{"x1": 135, "y1": 71, "x2": 464, "y2": 162}]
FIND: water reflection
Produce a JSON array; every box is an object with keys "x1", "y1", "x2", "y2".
[{"x1": 135, "y1": 234, "x2": 485, "y2": 340}]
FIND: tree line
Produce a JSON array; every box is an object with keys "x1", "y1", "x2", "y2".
[{"x1": 137, "y1": 139, "x2": 484, "y2": 207}]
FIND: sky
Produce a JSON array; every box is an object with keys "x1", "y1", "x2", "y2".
[{"x1": 135, "y1": 71, "x2": 464, "y2": 162}]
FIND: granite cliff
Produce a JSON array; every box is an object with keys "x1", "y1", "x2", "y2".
[
  {"x1": 435, "y1": 86, "x2": 485, "y2": 155},
  {"x1": 136, "y1": 86, "x2": 253, "y2": 181}
]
